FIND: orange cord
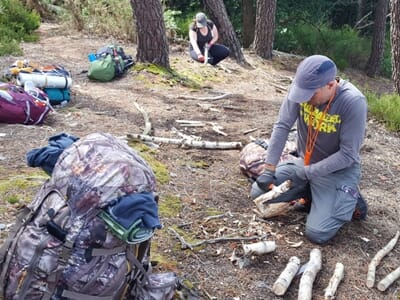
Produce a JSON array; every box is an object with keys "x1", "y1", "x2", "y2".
[{"x1": 304, "y1": 92, "x2": 336, "y2": 166}]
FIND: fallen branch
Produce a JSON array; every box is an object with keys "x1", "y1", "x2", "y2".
[
  {"x1": 243, "y1": 128, "x2": 258, "y2": 135},
  {"x1": 270, "y1": 82, "x2": 288, "y2": 92},
  {"x1": 208, "y1": 123, "x2": 227, "y2": 136},
  {"x1": 177, "y1": 93, "x2": 232, "y2": 101},
  {"x1": 203, "y1": 212, "x2": 233, "y2": 223},
  {"x1": 366, "y1": 231, "x2": 400, "y2": 288},
  {"x1": 133, "y1": 101, "x2": 152, "y2": 135},
  {"x1": 272, "y1": 256, "x2": 301, "y2": 296},
  {"x1": 324, "y1": 262, "x2": 344, "y2": 299},
  {"x1": 176, "y1": 120, "x2": 206, "y2": 127},
  {"x1": 127, "y1": 133, "x2": 242, "y2": 149},
  {"x1": 377, "y1": 266, "x2": 400, "y2": 292},
  {"x1": 197, "y1": 103, "x2": 220, "y2": 112},
  {"x1": 168, "y1": 227, "x2": 266, "y2": 250},
  {"x1": 298, "y1": 248, "x2": 322, "y2": 300}
]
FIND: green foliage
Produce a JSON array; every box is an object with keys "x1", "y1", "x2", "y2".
[
  {"x1": 366, "y1": 92, "x2": 400, "y2": 132},
  {"x1": 76, "y1": 0, "x2": 135, "y2": 41},
  {"x1": 174, "y1": 13, "x2": 194, "y2": 39},
  {"x1": 0, "y1": 0, "x2": 40, "y2": 55},
  {"x1": 381, "y1": 37, "x2": 393, "y2": 78},
  {"x1": 163, "y1": 9, "x2": 181, "y2": 36},
  {"x1": 275, "y1": 22, "x2": 371, "y2": 70}
]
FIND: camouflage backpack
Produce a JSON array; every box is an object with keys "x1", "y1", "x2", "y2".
[
  {"x1": 239, "y1": 138, "x2": 298, "y2": 180},
  {"x1": 0, "y1": 132, "x2": 177, "y2": 300}
]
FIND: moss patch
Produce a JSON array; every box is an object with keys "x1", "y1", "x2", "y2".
[
  {"x1": 0, "y1": 173, "x2": 47, "y2": 205},
  {"x1": 149, "y1": 237, "x2": 178, "y2": 270},
  {"x1": 187, "y1": 160, "x2": 210, "y2": 169},
  {"x1": 128, "y1": 142, "x2": 170, "y2": 185},
  {"x1": 158, "y1": 194, "x2": 182, "y2": 218},
  {"x1": 133, "y1": 63, "x2": 201, "y2": 89}
]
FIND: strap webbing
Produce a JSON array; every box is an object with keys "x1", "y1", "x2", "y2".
[{"x1": 61, "y1": 289, "x2": 114, "y2": 300}]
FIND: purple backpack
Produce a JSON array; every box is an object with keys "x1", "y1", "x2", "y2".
[{"x1": 0, "y1": 82, "x2": 50, "y2": 125}]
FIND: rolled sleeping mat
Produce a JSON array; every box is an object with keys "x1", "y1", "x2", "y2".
[{"x1": 17, "y1": 72, "x2": 72, "y2": 89}]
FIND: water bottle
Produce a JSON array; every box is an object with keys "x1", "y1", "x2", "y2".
[
  {"x1": 24, "y1": 80, "x2": 39, "y2": 98},
  {"x1": 88, "y1": 53, "x2": 97, "y2": 62}
]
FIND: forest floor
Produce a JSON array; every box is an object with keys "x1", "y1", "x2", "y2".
[{"x1": 1, "y1": 23, "x2": 400, "y2": 300}]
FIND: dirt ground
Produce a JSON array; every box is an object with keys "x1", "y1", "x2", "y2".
[{"x1": 1, "y1": 23, "x2": 400, "y2": 300}]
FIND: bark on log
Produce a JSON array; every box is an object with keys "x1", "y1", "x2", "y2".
[
  {"x1": 242, "y1": 240, "x2": 276, "y2": 256},
  {"x1": 298, "y1": 248, "x2": 322, "y2": 300},
  {"x1": 377, "y1": 266, "x2": 400, "y2": 292},
  {"x1": 253, "y1": 180, "x2": 293, "y2": 218},
  {"x1": 272, "y1": 256, "x2": 301, "y2": 296},
  {"x1": 127, "y1": 133, "x2": 242, "y2": 149},
  {"x1": 366, "y1": 231, "x2": 400, "y2": 288},
  {"x1": 324, "y1": 262, "x2": 345, "y2": 299}
]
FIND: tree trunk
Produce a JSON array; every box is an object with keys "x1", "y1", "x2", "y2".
[
  {"x1": 130, "y1": 0, "x2": 170, "y2": 69},
  {"x1": 365, "y1": 0, "x2": 389, "y2": 77},
  {"x1": 391, "y1": 0, "x2": 400, "y2": 93},
  {"x1": 254, "y1": 0, "x2": 277, "y2": 59},
  {"x1": 203, "y1": 0, "x2": 249, "y2": 65},
  {"x1": 242, "y1": 0, "x2": 256, "y2": 48}
]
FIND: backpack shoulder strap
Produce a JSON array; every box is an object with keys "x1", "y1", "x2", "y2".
[{"x1": 0, "y1": 182, "x2": 57, "y2": 297}]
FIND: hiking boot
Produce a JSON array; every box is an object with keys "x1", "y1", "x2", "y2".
[{"x1": 352, "y1": 193, "x2": 368, "y2": 221}]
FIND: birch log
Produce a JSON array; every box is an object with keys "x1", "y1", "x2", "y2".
[
  {"x1": 127, "y1": 133, "x2": 242, "y2": 149},
  {"x1": 272, "y1": 256, "x2": 301, "y2": 296},
  {"x1": 242, "y1": 240, "x2": 276, "y2": 256},
  {"x1": 253, "y1": 180, "x2": 292, "y2": 218},
  {"x1": 298, "y1": 248, "x2": 322, "y2": 300},
  {"x1": 377, "y1": 266, "x2": 400, "y2": 292},
  {"x1": 366, "y1": 231, "x2": 400, "y2": 288},
  {"x1": 324, "y1": 262, "x2": 344, "y2": 299}
]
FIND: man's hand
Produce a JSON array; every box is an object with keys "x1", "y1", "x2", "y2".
[
  {"x1": 250, "y1": 169, "x2": 276, "y2": 199},
  {"x1": 197, "y1": 54, "x2": 205, "y2": 62},
  {"x1": 256, "y1": 169, "x2": 276, "y2": 191}
]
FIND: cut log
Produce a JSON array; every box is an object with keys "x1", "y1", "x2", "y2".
[
  {"x1": 298, "y1": 248, "x2": 322, "y2": 300},
  {"x1": 324, "y1": 262, "x2": 344, "y2": 299},
  {"x1": 366, "y1": 231, "x2": 400, "y2": 288},
  {"x1": 242, "y1": 240, "x2": 276, "y2": 256},
  {"x1": 272, "y1": 256, "x2": 301, "y2": 296},
  {"x1": 253, "y1": 180, "x2": 293, "y2": 218},
  {"x1": 377, "y1": 266, "x2": 400, "y2": 292}
]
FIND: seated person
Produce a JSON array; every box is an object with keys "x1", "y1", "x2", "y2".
[{"x1": 189, "y1": 12, "x2": 230, "y2": 66}]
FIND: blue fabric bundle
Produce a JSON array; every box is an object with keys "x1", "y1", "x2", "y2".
[{"x1": 26, "y1": 133, "x2": 79, "y2": 175}]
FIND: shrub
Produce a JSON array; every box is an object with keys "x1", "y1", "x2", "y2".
[
  {"x1": 366, "y1": 91, "x2": 400, "y2": 132},
  {"x1": 275, "y1": 22, "x2": 370, "y2": 70},
  {"x1": 74, "y1": 0, "x2": 135, "y2": 41},
  {"x1": 0, "y1": 0, "x2": 40, "y2": 55}
]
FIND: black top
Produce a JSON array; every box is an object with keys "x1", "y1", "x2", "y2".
[{"x1": 189, "y1": 21, "x2": 214, "y2": 50}]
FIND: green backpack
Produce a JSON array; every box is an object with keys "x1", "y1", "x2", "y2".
[
  {"x1": 88, "y1": 54, "x2": 117, "y2": 82},
  {"x1": 88, "y1": 45, "x2": 134, "y2": 82}
]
